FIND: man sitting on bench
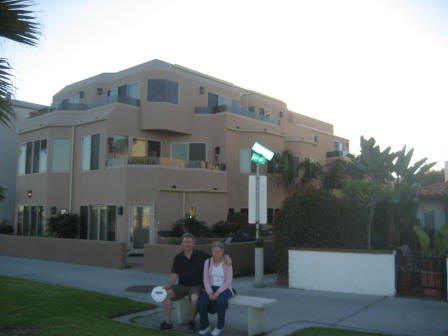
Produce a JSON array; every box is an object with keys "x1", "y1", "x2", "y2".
[{"x1": 159, "y1": 233, "x2": 231, "y2": 333}]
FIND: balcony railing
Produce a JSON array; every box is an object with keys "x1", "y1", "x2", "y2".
[
  {"x1": 326, "y1": 150, "x2": 348, "y2": 158},
  {"x1": 28, "y1": 95, "x2": 140, "y2": 118},
  {"x1": 195, "y1": 104, "x2": 280, "y2": 126},
  {"x1": 106, "y1": 156, "x2": 226, "y2": 171}
]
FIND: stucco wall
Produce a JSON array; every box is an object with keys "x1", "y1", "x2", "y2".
[
  {"x1": 289, "y1": 248, "x2": 396, "y2": 296},
  {"x1": 0, "y1": 234, "x2": 127, "y2": 269}
]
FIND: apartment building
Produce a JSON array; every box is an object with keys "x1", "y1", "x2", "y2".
[
  {"x1": 0, "y1": 100, "x2": 47, "y2": 223},
  {"x1": 15, "y1": 59, "x2": 349, "y2": 253}
]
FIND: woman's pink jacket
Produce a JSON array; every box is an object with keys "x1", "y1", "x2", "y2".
[{"x1": 203, "y1": 258, "x2": 235, "y2": 296}]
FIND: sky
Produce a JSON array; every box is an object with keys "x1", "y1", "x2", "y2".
[{"x1": 3, "y1": 0, "x2": 448, "y2": 170}]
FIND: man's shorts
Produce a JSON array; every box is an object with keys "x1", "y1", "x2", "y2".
[{"x1": 171, "y1": 285, "x2": 202, "y2": 301}]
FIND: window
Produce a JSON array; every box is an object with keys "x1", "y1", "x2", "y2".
[
  {"x1": 208, "y1": 93, "x2": 228, "y2": 113},
  {"x1": 334, "y1": 141, "x2": 343, "y2": 151},
  {"x1": 117, "y1": 82, "x2": 139, "y2": 99},
  {"x1": 82, "y1": 134, "x2": 100, "y2": 171},
  {"x1": 259, "y1": 108, "x2": 265, "y2": 116},
  {"x1": 147, "y1": 79, "x2": 178, "y2": 104},
  {"x1": 171, "y1": 143, "x2": 206, "y2": 162},
  {"x1": 248, "y1": 106, "x2": 255, "y2": 113},
  {"x1": 132, "y1": 138, "x2": 146, "y2": 158},
  {"x1": 84, "y1": 205, "x2": 116, "y2": 241},
  {"x1": 112, "y1": 135, "x2": 129, "y2": 159},
  {"x1": 52, "y1": 138, "x2": 71, "y2": 173},
  {"x1": 17, "y1": 205, "x2": 45, "y2": 236},
  {"x1": 18, "y1": 139, "x2": 47, "y2": 175},
  {"x1": 312, "y1": 134, "x2": 318, "y2": 143},
  {"x1": 240, "y1": 149, "x2": 251, "y2": 173},
  {"x1": 424, "y1": 210, "x2": 435, "y2": 230}
]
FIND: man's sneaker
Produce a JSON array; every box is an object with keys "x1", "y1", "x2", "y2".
[
  {"x1": 211, "y1": 327, "x2": 223, "y2": 336},
  {"x1": 159, "y1": 321, "x2": 173, "y2": 330},
  {"x1": 198, "y1": 326, "x2": 211, "y2": 335},
  {"x1": 188, "y1": 320, "x2": 196, "y2": 333}
]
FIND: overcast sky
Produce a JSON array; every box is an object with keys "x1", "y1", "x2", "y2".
[{"x1": 3, "y1": 0, "x2": 448, "y2": 169}]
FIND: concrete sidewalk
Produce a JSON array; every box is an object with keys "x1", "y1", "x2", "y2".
[{"x1": 1, "y1": 256, "x2": 447, "y2": 336}]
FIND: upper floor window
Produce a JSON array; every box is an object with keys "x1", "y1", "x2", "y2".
[
  {"x1": 82, "y1": 134, "x2": 100, "y2": 171},
  {"x1": 171, "y1": 143, "x2": 206, "y2": 162},
  {"x1": 334, "y1": 141, "x2": 343, "y2": 151},
  {"x1": 111, "y1": 135, "x2": 129, "y2": 159},
  {"x1": 18, "y1": 139, "x2": 47, "y2": 175},
  {"x1": 312, "y1": 134, "x2": 318, "y2": 143},
  {"x1": 239, "y1": 149, "x2": 256, "y2": 173},
  {"x1": 52, "y1": 138, "x2": 71, "y2": 173},
  {"x1": 147, "y1": 79, "x2": 178, "y2": 104},
  {"x1": 208, "y1": 93, "x2": 228, "y2": 113},
  {"x1": 259, "y1": 108, "x2": 265, "y2": 116}
]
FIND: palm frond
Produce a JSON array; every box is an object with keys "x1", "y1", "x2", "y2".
[
  {"x1": 0, "y1": 0, "x2": 40, "y2": 46},
  {"x1": 0, "y1": 58, "x2": 14, "y2": 127}
]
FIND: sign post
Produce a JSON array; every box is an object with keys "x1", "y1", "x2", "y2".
[{"x1": 249, "y1": 142, "x2": 274, "y2": 287}]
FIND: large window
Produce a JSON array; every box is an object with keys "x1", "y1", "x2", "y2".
[
  {"x1": 116, "y1": 82, "x2": 139, "y2": 99},
  {"x1": 17, "y1": 205, "x2": 45, "y2": 236},
  {"x1": 80, "y1": 205, "x2": 116, "y2": 241},
  {"x1": 208, "y1": 93, "x2": 228, "y2": 113},
  {"x1": 147, "y1": 79, "x2": 178, "y2": 104},
  {"x1": 82, "y1": 134, "x2": 100, "y2": 171},
  {"x1": 18, "y1": 139, "x2": 47, "y2": 175},
  {"x1": 171, "y1": 143, "x2": 206, "y2": 162},
  {"x1": 52, "y1": 138, "x2": 71, "y2": 173}
]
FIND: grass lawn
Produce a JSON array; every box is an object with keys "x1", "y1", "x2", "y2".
[
  {"x1": 0, "y1": 275, "x2": 394, "y2": 336},
  {"x1": 290, "y1": 327, "x2": 394, "y2": 336},
  {"x1": 0, "y1": 275, "x2": 173, "y2": 336}
]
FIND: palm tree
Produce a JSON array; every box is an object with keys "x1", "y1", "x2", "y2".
[
  {"x1": 0, "y1": 0, "x2": 40, "y2": 127},
  {"x1": 273, "y1": 150, "x2": 298, "y2": 194}
]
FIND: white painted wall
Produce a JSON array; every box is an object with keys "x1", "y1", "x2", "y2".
[{"x1": 289, "y1": 249, "x2": 396, "y2": 296}]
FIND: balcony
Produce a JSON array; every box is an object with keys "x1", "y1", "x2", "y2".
[
  {"x1": 195, "y1": 104, "x2": 280, "y2": 126},
  {"x1": 326, "y1": 150, "x2": 349, "y2": 158},
  {"x1": 106, "y1": 156, "x2": 226, "y2": 171},
  {"x1": 28, "y1": 95, "x2": 140, "y2": 118}
]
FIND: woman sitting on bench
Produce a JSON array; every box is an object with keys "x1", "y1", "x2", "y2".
[{"x1": 197, "y1": 241, "x2": 235, "y2": 336}]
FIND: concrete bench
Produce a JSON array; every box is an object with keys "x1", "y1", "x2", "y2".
[{"x1": 175, "y1": 294, "x2": 278, "y2": 336}]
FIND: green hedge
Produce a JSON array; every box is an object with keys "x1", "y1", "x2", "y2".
[{"x1": 275, "y1": 187, "x2": 366, "y2": 277}]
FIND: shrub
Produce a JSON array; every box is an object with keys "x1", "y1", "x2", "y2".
[
  {"x1": 210, "y1": 220, "x2": 240, "y2": 237},
  {"x1": 170, "y1": 216, "x2": 210, "y2": 237},
  {"x1": 0, "y1": 220, "x2": 13, "y2": 234},
  {"x1": 47, "y1": 214, "x2": 79, "y2": 238},
  {"x1": 275, "y1": 187, "x2": 366, "y2": 277}
]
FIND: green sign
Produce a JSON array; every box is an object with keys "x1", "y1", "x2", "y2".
[
  {"x1": 251, "y1": 152, "x2": 267, "y2": 164},
  {"x1": 252, "y1": 142, "x2": 274, "y2": 161}
]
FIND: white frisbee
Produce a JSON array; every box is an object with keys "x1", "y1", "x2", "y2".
[{"x1": 151, "y1": 286, "x2": 167, "y2": 303}]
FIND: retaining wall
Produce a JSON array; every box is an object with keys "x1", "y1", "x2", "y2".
[
  {"x1": 0, "y1": 234, "x2": 127, "y2": 269},
  {"x1": 289, "y1": 248, "x2": 396, "y2": 296},
  {"x1": 144, "y1": 241, "x2": 275, "y2": 276}
]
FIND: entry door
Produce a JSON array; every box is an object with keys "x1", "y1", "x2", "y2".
[{"x1": 129, "y1": 205, "x2": 153, "y2": 254}]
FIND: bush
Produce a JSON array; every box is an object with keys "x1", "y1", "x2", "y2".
[
  {"x1": 210, "y1": 220, "x2": 240, "y2": 237},
  {"x1": 0, "y1": 220, "x2": 13, "y2": 234},
  {"x1": 170, "y1": 216, "x2": 210, "y2": 237},
  {"x1": 275, "y1": 187, "x2": 366, "y2": 277},
  {"x1": 47, "y1": 214, "x2": 79, "y2": 238}
]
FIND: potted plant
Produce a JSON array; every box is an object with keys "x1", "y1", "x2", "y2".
[{"x1": 413, "y1": 224, "x2": 448, "y2": 297}]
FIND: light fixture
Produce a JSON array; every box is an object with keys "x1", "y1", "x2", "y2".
[{"x1": 27, "y1": 190, "x2": 32, "y2": 198}]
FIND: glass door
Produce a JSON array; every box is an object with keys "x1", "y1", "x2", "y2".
[{"x1": 129, "y1": 205, "x2": 153, "y2": 253}]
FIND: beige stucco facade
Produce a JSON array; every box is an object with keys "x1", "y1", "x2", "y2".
[{"x1": 15, "y1": 59, "x2": 349, "y2": 252}]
